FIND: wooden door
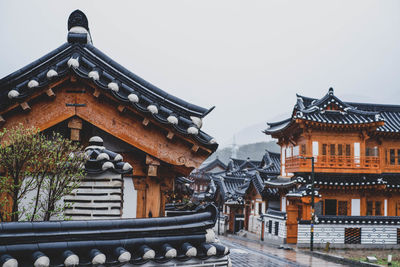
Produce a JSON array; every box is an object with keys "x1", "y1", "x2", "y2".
[
  {"x1": 396, "y1": 201, "x2": 400, "y2": 216},
  {"x1": 286, "y1": 202, "x2": 299, "y2": 244},
  {"x1": 244, "y1": 205, "x2": 250, "y2": 230}
]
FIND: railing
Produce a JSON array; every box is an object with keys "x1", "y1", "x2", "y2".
[{"x1": 285, "y1": 155, "x2": 380, "y2": 173}]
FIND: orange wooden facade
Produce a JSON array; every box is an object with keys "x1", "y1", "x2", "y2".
[
  {"x1": 265, "y1": 90, "x2": 400, "y2": 243},
  {"x1": 0, "y1": 76, "x2": 215, "y2": 219}
]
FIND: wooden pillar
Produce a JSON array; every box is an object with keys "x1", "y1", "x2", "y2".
[
  {"x1": 144, "y1": 155, "x2": 161, "y2": 217},
  {"x1": 134, "y1": 177, "x2": 147, "y2": 218},
  {"x1": 68, "y1": 117, "x2": 82, "y2": 141},
  {"x1": 145, "y1": 177, "x2": 161, "y2": 218},
  {"x1": 360, "y1": 194, "x2": 366, "y2": 216}
]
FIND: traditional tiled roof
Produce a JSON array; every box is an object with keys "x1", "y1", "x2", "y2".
[
  {"x1": 206, "y1": 151, "x2": 282, "y2": 202},
  {"x1": 264, "y1": 88, "x2": 400, "y2": 135},
  {"x1": 295, "y1": 173, "x2": 388, "y2": 187},
  {"x1": 258, "y1": 150, "x2": 281, "y2": 175},
  {"x1": 0, "y1": 10, "x2": 217, "y2": 147},
  {"x1": 382, "y1": 174, "x2": 400, "y2": 188},
  {"x1": 212, "y1": 174, "x2": 249, "y2": 204},
  {"x1": 300, "y1": 215, "x2": 400, "y2": 225},
  {"x1": 0, "y1": 205, "x2": 230, "y2": 267},
  {"x1": 251, "y1": 173, "x2": 293, "y2": 199},
  {"x1": 227, "y1": 158, "x2": 260, "y2": 171},
  {"x1": 197, "y1": 158, "x2": 227, "y2": 173},
  {"x1": 262, "y1": 209, "x2": 286, "y2": 220},
  {"x1": 84, "y1": 136, "x2": 133, "y2": 174},
  {"x1": 192, "y1": 179, "x2": 219, "y2": 203},
  {"x1": 286, "y1": 184, "x2": 321, "y2": 198},
  {"x1": 189, "y1": 158, "x2": 227, "y2": 182}
]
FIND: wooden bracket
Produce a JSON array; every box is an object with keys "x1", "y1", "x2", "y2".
[
  {"x1": 20, "y1": 102, "x2": 31, "y2": 111},
  {"x1": 68, "y1": 117, "x2": 83, "y2": 141},
  {"x1": 70, "y1": 129, "x2": 80, "y2": 141},
  {"x1": 68, "y1": 117, "x2": 83, "y2": 130},
  {"x1": 46, "y1": 88, "x2": 55, "y2": 97},
  {"x1": 191, "y1": 144, "x2": 199, "y2": 153},
  {"x1": 147, "y1": 165, "x2": 158, "y2": 177},
  {"x1": 0, "y1": 115, "x2": 5, "y2": 125},
  {"x1": 117, "y1": 105, "x2": 126, "y2": 113},
  {"x1": 93, "y1": 88, "x2": 101, "y2": 98},
  {"x1": 146, "y1": 155, "x2": 160, "y2": 166},
  {"x1": 70, "y1": 75, "x2": 77, "y2": 83},
  {"x1": 142, "y1": 118, "x2": 150, "y2": 127},
  {"x1": 166, "y1": 131, "x2": 174, "y2": 140}
]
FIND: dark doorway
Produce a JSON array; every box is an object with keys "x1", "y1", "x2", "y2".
[
  {"x1": 325, "y1": 199, "x2": 337, "y2": 215},
  {"x1": 234, "y1": 214, "x2": 244, "y2": 233}
]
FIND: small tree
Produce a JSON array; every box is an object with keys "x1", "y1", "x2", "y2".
[
  {"x1": 38, "y1": 134, "x2": 85, "y2": 221},
  {"x1": 0, "y1": 124, "x2": 85, "y2": 221}
]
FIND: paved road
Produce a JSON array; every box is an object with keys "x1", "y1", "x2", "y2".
[{"x1": 219, "y1": 236, "x2": 347, "y2": 267}]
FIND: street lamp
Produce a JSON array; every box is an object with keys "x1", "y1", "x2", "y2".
[{"x1": 299, "y1": 156, "x2": 315, "y2": 252}]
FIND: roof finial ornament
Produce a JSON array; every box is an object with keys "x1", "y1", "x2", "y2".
[
  {"x1": 328, "y1": 87, "x2": 334, "y2": 95},
  {"x1": 67, "y1": 10, "x2": 92, "y2": 44},
  {"x1": 68, "y1": 10, "x2": 89, "y2": 31}
]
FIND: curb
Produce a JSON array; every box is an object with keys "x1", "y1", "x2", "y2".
[{"x1": 302, "y1": 250, "x2": 384, "y2": 267}]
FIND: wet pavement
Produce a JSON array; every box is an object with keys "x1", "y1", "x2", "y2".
[{"x1": 219, "y1": 235, "x2": 347, "y2": 267}]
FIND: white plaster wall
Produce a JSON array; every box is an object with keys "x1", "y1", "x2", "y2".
[
  {"x1": 19, "y1": 178, "x2": 64, "y2": 221},
  {"x1": 264, "y1": 216, "x2": 286, "y2": 239},
  {"x1": 248, "y1": 215, "x2": 261, "y2": 235},
  {"x1": 122, "y1": 177, "x2": 137, "y2": 218},
  {"x1": 298, "y1": 224, "x2": 399, "y2": 245}
]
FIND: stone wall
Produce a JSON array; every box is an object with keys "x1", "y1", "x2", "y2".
[{"x1": 298, "y1": 216, "x2": 400, "y2": 248}]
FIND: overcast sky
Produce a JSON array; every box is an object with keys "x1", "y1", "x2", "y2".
[{"x1": 1, "y1": 1, "x2": 400, "y2": 147}]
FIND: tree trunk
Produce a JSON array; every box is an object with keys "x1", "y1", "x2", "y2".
[
  {"x1": 11, "y1": 180, "x2": 19, "y2": 221},
  {"x1": 30, "y1": 179, "x2": 43, "y2": 222}
]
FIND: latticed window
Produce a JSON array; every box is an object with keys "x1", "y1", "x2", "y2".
[
  {"x1": 274, "y1": 221, "x2": 279, "y2": 236},
  {"x1": 338, "y1": 144, "x2": 343, "y2": 156},
  {"x1": 367, "y1": 201, "x2": 373, "y2": 215},
  {"x1": 322, "y1": 144, "x2": 327, "y2": 156},
  {"x1": 338, "y1": 201, "x2": 348, "y2": 216},
  {"x1": 367, "y1": 201, "x2": 383, "y2": 216},
  {"x1": 346, "y1": 144, "x2": 351, "y2": 156},
  {"x1": 301, "y1": 144, "x2": 306, "y2": 155},
  {"x1": 345, "y1": 228, "x2": 361, "y2": 244},
  {"x1": 375, "y1": 201, "x2": 382, "y2": 216},
  {"x1": 390, "y1": 149, "x2": 396, "y2": 165},
  {"x1": 330, "y1": 144, "x2": 336, "y2": 156},
  {"x1": 365, "y1": 146, "x2": 379, "y2": 156}
]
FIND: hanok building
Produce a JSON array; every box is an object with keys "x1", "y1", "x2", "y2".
[
  {"x1": 0, "y1": 10, "x2": 217, "y2": 219},
  {"x1": 189, "y1": 157, "x2": 227, "y2": 193},
  {"x1": 264, "y1": 88, "x2": 400, "y2": 247},
  {"x1": 209, "y1": 151, "x2": 281, "y2": 234}
]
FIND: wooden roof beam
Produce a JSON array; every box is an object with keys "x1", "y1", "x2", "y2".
[
  {"x1": 46, "y1": 88, "x2": 55, "y2": 97},
  {"x1": 20, "y1": 102, "x2": 31, "y2": 112}
]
